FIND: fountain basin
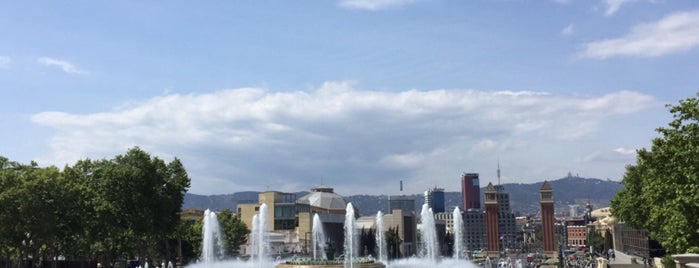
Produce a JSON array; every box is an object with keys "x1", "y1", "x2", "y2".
[
  {"x1": 276, "y1": 262, "x2": 386, "y2": 268},
  {"x1": 276, "y1": 256, "x2": 385, "y2": 268}
]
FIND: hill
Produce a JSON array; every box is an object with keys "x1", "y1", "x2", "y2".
[{"x1": 183, "y1": 176, "x2": 622, "y2": 216}]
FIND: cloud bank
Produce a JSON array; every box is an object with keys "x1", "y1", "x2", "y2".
[
  {"x1": 32, "y1": 82, "x2": 657, "y2": 194},
  {"x1": 581, "y1": 9, "x2": 699, "y2": 59}
]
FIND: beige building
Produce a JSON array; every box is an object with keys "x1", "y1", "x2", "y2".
[{"x1": 236, "y1": 185, "x2": 351, "y2": 257}]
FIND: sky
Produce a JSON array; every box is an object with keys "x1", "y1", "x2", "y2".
[{"x1": 1, "y1": 0, "x2": 698, "y2": 195}]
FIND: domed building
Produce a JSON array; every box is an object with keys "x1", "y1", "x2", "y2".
[
  {"x1": 236, "y1": 184, "x2": 355, "y2": 258},
  {"x1": 296, "y1": 185, "x2": 356, "y2": 259},
  {"x1": 296, "y1": 185, "x2": 349, "y2": 214}
]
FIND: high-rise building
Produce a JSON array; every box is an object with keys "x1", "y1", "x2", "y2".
[
  {"x1": 425, "y1": 186, "x2": 445, "y2": 213},
  {"x1": 388, "y1": 195, "x2": 417, "y2": 256},
  {"x1": 540, "y1": 181, "x2": 556, "y2": 255},
  {"x1": 463, "y1": 209, "x2": 486, "y2": 251},
  {"x1": 494, "y1": 185, "x2": 518, "y2": 251},
  {"x1": 461, "y1": 173, "x2": 481, "y2": 210},
  {"x1": 389, "y1": 195, "x2": 415, "y2": 214}
]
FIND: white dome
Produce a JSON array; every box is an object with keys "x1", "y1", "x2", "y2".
[{"x1": 297, "y1": 191, "x2": 347, "y2": 210}]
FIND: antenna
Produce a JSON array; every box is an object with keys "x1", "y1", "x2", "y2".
[{"x1": 497, "y1": 160, "x2": 501, "y2": 185}]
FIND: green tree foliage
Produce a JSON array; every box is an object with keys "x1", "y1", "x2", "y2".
[
  {"x1": 0, "y1": 147, "x2": 191, "y2": 265},
  {"x1": 359, "y1": 227, "x2": 376, "y2": 257},
  {"x1": 611, "y1": 94, "x2": 699, "y2": 254},
  {"x1": 586, "y1": 229, "x2": 605, "y2": 254},
  {"x1": 385, "y1": 226, "x2": 402, "y2": 259},
  {"x1": 217, "y1": 209, "x2": 249, "y2": 257}
]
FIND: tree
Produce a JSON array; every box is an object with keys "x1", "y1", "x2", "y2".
[
  {"x1": 610, "y1": 94, "x2": 699, "y2": 254},
  {"x1": 359, "y1": 227, "x2": 376, "y2": 257},
  {"x1": 0, "y1": 148, "x2": 191, "y2": 266},
  {"x1": 586, "y1": 229, "x2": 605, "y2": 254},
  {"x1": 217, "y1": 209, "x2": 249, "y2": 257},
  {"x1": 385, "y1": 226, "x2": 402, "y2": 259}
]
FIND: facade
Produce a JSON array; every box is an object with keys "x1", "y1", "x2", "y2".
[
  {"x1": 540, "y1": 181, "x2": 556, "y2": 255},
  {"x1": 461, "y1": 173, "x2": 481, "y2": 210},
  {"x1": 615, "y1": 222, "x2": 665, "y2": 259},
  {"x1": 389, "y1": 195, "x2": 416, "y2": 214},
  {"x1": 567, "y1": 224, "x2": 587, "y2": 247},
  {"x1": 494, "y1": 185, "x2": 518, "y2": 252},
  {"x1": 463, "y1": 208, "x2": 486, "y2": 251},
  {"x1": 425, "y1": 187, "x2": 445, "y2": 213}
]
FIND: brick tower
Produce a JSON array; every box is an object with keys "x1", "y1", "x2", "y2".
[
  {"x1": 540, "y1": 181, "x2": 556, "y2": 255},
  {"x1": 484, "y1": 182, "x2": 499, "y2": 256}
]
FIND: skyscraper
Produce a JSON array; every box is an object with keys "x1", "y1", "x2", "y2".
[
  {"x1": 461, "y1": 173, "x2": 481, "y2": 210},
  {"x1": 425, "y1": 186, "x2": 445, "y2": 213}
]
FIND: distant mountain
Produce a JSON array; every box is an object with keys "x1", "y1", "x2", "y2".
[{"x1": 182, "y1": 176, "x2": 623, "y2": 216}]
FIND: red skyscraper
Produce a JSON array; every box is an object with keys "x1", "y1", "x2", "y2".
[{"x1": 461, "y1": 173, "x2": 481, "y2": 210}]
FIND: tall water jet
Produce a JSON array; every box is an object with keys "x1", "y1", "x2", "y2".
[
  {"x1": 344, "y1": 202, "x2": 356, "y2": 268},
  {"x1": 201, "y1": 209, "x2": 225, "y2": 263},
  {"x1": 453, "y1": 207, "x2": 464, "y2": 260},
  {"x1": 375, "y1": 211, "x2": 387, "y2": 264},
  {"x1": 251, "y1": 203, "x2": 269, "y2": 266},
  {"x1": 312, "y1": 213, "x2": 327, "y2": 260},
  {"x1": 419, "y1": 203, "x2": 439, "y2": 262}
]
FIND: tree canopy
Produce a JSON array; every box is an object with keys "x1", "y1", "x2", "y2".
[
  {"x1": 610, "y1": 94, "x2": 699, "y2": 254},
  {"x1": 0, "y1": 147, "x2": 192, "y2": 266}
]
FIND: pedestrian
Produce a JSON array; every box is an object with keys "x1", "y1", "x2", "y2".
[{"x1": 611, "y1": 249, "x2": 615, "y2": 261}]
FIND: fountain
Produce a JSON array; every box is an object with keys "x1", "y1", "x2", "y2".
[
  {"x1": 252, "y1": 203, "x2": 270, "y2": 267},
  {"x1": 453, "y1": 207, "x2": 464, "y2": 260},
  {"x1": 201, "y1": 209, "x2": 225, "y2": 263},
  {"x1": 418, "y1": 203, "x2": 438, "y2": 262},
  {"x1": 312, "y1": 213, "x2": 327, "y2": 260},
  {"x1": 375, "y1": 211, "x2": 387, "y2": 264},
  {"x1": 345, "y1": 203, "x2": 357, "y2": 268},
  {"x1": 191, "y1": 202, "x2": 478, "y2": 268},
  {"x1": 188, "y1": 206, "x2": 273, "y2": 268}
]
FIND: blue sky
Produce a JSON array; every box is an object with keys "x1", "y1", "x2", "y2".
[{"x1": 1, "y1": 0, "x2": 698, "y2": 195}]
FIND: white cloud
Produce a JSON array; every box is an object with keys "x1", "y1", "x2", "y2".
[
  {"x1": 37, "y1": 57, "x2": 87, "y2": 74},
  {"x1": 0, "y1": 56, "x2": 10, "y2": 68},
  {"x1": 31, "y1": 83, "x2": 657, "y2": 194},
  {"x1": 581, "y1": 147, "x2": 637, "y2": 162},
  {"x1": 580, "y1": 10, "x2": 699, "y2": 59},
  {"x1": 551, "y1": 0, "x2": 571, "y2": 4},
  {"x1": 561, "y1": 24, "x2": 574, "y2": 36},
  {"x1": 602, "y1": 0, "x2": 637, "y2": 16},
  {"x1": 338, "y1": 0, "x2": 417, "y2": 11}
]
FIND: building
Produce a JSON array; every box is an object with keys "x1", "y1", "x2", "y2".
[
  {"x1": 540, "y1": 181, "x2": 556, "y2": 255},
  {"x1": 425, "y1": 187, "x2": 445, "y2": 213},
  {"x1": 389, "y1": 195, "x2": 416, "y2": 214},
  {"x1": 564, "y1": 218, "x2": 586, "y2": 248},
  {"x1": 236, "y1": 185, "x2": 352, "y2": 257},
  {"x1": 494, "y1": 185, "x2": 518, "y2": 252},
  {"x1": 237, "y1": 191, "x2": 302, "y2": 255},
  {"x1": 387, "y1": 195, "x2": 417, "y2": 256},
  {"x1": 461, "y1": 173, "x2": 481, "y2": 210},
  {"x1": 463, "y1": 208, "x2": 486, "y2": 251},
  {"x1": 296, "y1": 185, "x2": 352, "y2": 257}
]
